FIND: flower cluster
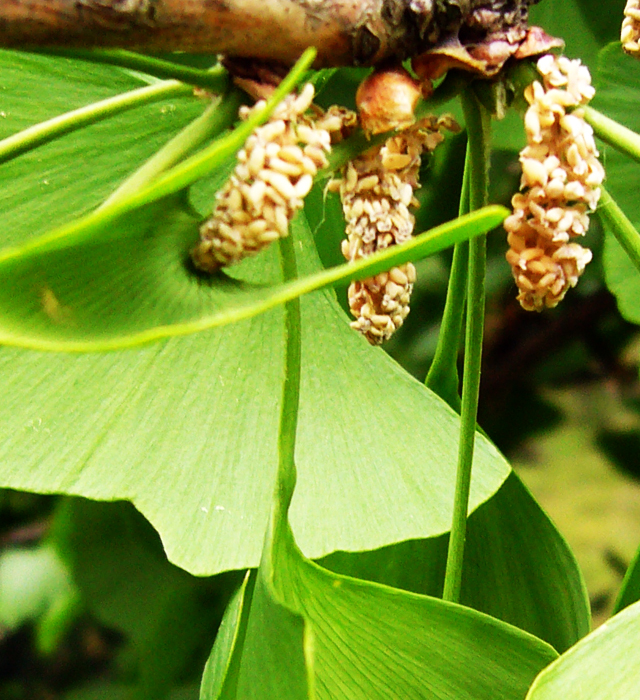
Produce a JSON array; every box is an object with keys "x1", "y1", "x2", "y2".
[
  {"x1": 192, "y1": 84, "x2": 353, "y2": 272},
  {"x1": 504, "y1": 54, "x2": 604, "y2": 312},
  {"x1": 622, "y1": 0, "x2": 640, "y2": 56},
  {"x1": 337, "y1": 115, "x2": 459, "y2": 344}
]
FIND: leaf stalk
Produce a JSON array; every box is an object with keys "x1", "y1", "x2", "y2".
[
  {"x1": 424, "y1": 144, "x2": 471, "y2": 411},
  {"x1": 597, "y1": 186, "x2": 640, "y2": 275},
  {"x1": 277, "y1": 235, "x2": 302, "y2": 512},
  {"x1": 33, "y1": 49, "x2": 229, "y2": 91},
  {"x1": 583, "y1": 105, "x2": 640, "y2": 165},
  {"x1": 0, "y1": 79, "x2": 194, "y2": 166},
  {"x1": 442, "y1": 92, "x2": 490, "y2": 604}
]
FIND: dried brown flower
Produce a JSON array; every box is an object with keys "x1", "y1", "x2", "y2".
[
  {"x1": 355, "y1": 66, "x2": 422, "y2": 136},
  {"x1": 622, "y1": 0, "x2": 640, "y2": 56},
  {"x1": 337, "y1": 114, "x2": 459, "y2": 344},
  {"x1": 192, "y1": 84, "x2": 352, "y2": 272},
  {"x1": 505, "y1": 54, "x2": 604, "y2": 312}
]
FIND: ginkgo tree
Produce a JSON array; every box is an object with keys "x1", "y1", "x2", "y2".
[{"x1": 0, "y1": 0, "x2": 640, "y2": 698}]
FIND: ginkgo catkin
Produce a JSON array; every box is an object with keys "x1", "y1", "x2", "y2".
[
  {"x1": 192, "y1": 84, "x2": 351, "y2": 272},
  {"x1": 622, "y1": 0, "x2": 640, "y2": 56},
  {"x1": 505, "y1": 54, "x2": 604, "y2": 311},
  {"x1": 338, "y1": 112, "x2": 459, "y2": 344}
]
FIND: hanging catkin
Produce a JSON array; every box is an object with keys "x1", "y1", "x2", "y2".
[
  {"x1": 338, "y1": 114, "x2": 459, "y2": 344},
  {"x1": 192, "y1": 84, "x2": 353, "y2": 271},
  {"x1": 504, "y1": 54, "x2": 604, "y2": 312},
  {"x1": 622, "y1": 0, "x2": 640, "y2": 56}
]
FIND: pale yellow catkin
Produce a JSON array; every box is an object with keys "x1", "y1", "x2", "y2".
[
  {"x1": 505, "y1": 54, "x2": 604, "y2": 312},
  {"x1": 192, "y1": 84, "x2": 353, "y2": 272},
  {"x1": 622, "y1": 0, "x2": 640, "y2": 56},
  {"x1": 337, "y1": 114, "x2": 459, "y2": 344}
]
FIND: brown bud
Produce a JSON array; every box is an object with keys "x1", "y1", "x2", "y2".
[{"x1": 356, "y1": 66, "x2": 421, "y2": 136}]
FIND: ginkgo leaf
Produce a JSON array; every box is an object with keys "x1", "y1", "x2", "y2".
[
  {"x1": 0, "y1": 194, "x2": 504, "y2": 349},
  {"x1": 0, "y1": 216, "x2": 511, "y2": 575},
  {"x1": 526, "y1": 599, "x2": 640, "y2": 700}
]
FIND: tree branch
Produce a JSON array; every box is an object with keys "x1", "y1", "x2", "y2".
[{"x1": 0, "y1": 0, "x2": 543, "y2": 68}]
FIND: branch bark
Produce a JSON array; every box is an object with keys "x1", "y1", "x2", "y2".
[{"x1": 0, "y1": 0, "x2": 542, "y2": 68}]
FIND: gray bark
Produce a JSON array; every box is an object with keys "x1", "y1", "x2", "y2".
[{"x1": 0, "y1": 0, "x2": 541, "y2": 67}]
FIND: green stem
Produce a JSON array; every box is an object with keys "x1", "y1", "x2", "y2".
[
  {"x1": 583, "y1": 105, "x2": 640, "y2": 165},
  {"x1": 425, "y1": 145, "x2": 471, "y2": 411},
  {"x1": 596, "y1": 186, "x2": 640, "y2": 275},
  {"x1": 442, "y1": 93, "x2": 490, "y2": 604},
  {"x1": 0, "y1": 80, "x2": 193, "y2": 166},
  {"x1": 277, "y1": 233, "x2": 302, "y2": 512},
  {"x1": 32, "y1": 49, "x2": 229, "y2": 91},
  {"x1": 102, "y1": 90, "x2": 243, "y2": 207}
]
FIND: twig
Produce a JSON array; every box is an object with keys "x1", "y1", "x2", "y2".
[{"x1": 0, "y1": 0, "x2": 541, "y2": 68}]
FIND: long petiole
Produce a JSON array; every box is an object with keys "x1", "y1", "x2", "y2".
[
  {"x1": 596, "y1": 186, "x2": 640, "y2": 275},
  {"x1": 276, "y1": 233, "x2": 302, "y2": 511},
  {"x1": 425, "y1": 144, "x2": 471, "y2": 412},
  {"x1": 32, "y1": 49, "x2": 229, "y2": 91},
  {"x1": 442, "y1": 92, "x2": 490, "y2": 604},
  {"x1": 583, "y1": 105, "x2": 640, "y2": 165},
  {"x1": 0, "y1": 80, "x2": 199, "y2": 166}
]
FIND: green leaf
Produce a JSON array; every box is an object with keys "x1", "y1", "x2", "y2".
[
  {"x1": 0, "y1": 195, "x2": 505, "y2": 349},
  {"x1": 591, "y1": 44, "x2": 640, "y2": 324},
  {"x1": 0, "y1": 51, "x2": 207, "y2": 249},
  {"x1": 0, "y1": 216, "x2": 511, "y2": 575},
  {"x1": 613, "y1": 541, "x2": 640, "y2": 614},
  {"x1": 321, "y1": 472, "x2": 590, "y2": 654},
  {"x1": 526, "y1": 599, "x2": 640, "y2": 700},
  {"x1": 205, "y1": 486, "x2": 558, "y2": 699}
]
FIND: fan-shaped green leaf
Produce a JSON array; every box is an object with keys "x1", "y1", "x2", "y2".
[
  {"x1": 321, "y1": 472, "x2": 590, "y2": 653},
  {"x1": 0, "y1": 217, "x2": 511, "y2": 575},
  {"x1": 526, "y1": 600, "x2": 640, "y2": 700}
]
